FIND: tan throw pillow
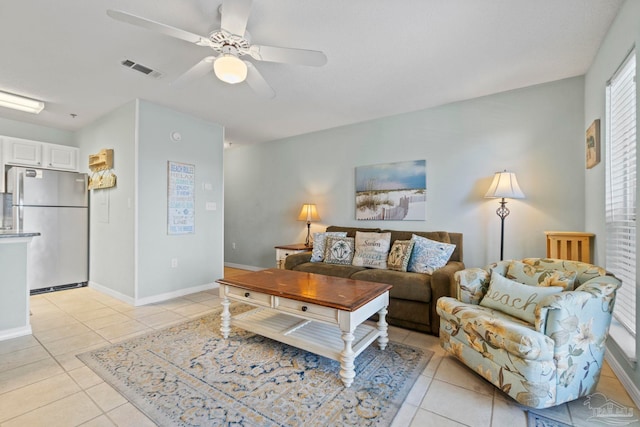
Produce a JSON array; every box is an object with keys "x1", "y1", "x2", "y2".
[
  {"x1": 480, "y1": 272, "x2": 563, "y2": 323},
  {"x1": 507, "y1": 260, "x2": 577, "y2": 290},
  {"x1": 324, "y1": 236, "x2": 355, "y2": 265},
  {"x1": 387, "y1": 240, "x2": 415, "y2": 272},
  {"x1": 352, "y1": 232, "x2": 392, "y2": 269}
]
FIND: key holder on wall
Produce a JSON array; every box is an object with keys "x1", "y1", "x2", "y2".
[{"x1": 88, "y1": 149, "x2": 117, "y2": 190}]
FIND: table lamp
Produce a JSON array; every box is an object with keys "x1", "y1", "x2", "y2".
[{"x1": 297, "y1": 204, "x2": 320, "y2": 247}]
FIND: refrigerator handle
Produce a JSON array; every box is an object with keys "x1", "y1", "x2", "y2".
[{"x1": 15, "y1": 170, "x2": 24, "y2": 231}]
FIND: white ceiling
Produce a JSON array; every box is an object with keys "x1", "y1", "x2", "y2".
[{"x1": 0, "y1": 0, "x2": 623, "y2": 145}]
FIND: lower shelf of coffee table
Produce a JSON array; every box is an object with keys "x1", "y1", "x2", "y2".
[{"x1": 232, "y1": 307, "x2": 381, "y2": 362}]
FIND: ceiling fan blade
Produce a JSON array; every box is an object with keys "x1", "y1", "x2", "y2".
[
  {"x1": 171, "y1": 56, "x2": 216, "y2": 88},
  {"x1": 220, "y1": 0, "x2": 252, "y2": 36},
  {"x1": 244, "y1": 61, "x2": 275, "y2": 99},
  {"x1": 107, "y1": 9, "x2": 209, "y2": 45},
  {"x1": 249, "y1": 45, "x2": 327, "y2": 67}
]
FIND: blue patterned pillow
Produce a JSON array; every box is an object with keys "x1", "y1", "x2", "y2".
[
  {"x1": 407, "y1": 234, "x2": 456, "y2": 274},
  {"x1": 310, "y1": 232, "x2": 347, "y2": 262},
  {"x1": 324, "y1": 236, "x2": 355, "y2": 265}
]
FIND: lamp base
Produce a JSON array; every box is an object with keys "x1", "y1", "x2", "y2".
[
  {"x1": 305, "y1": 222, "x2": 311, "y2": 247},
  {"x1": 496, "y1": 198, "x2": 510, "y2": 261}
]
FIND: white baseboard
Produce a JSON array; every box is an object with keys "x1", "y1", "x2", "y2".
[
  {"x1": 605, "y1": 348, "x2": 640, "y2": 409},
  {"x1": 224, "y1": 262, "x2": 263, "y2": 271},
  {"x1": 89, "y1": 281, "x2": 135, "y2": 305},
  {"x1": 134, "y1": 283, "x2": 217, "y2": 306},
  {"x1": 0, "y1": 325, "x2": 32, "y2": 342},
  {"x1": 90, "y1": 281, "x2": 218, "y2": 307}
]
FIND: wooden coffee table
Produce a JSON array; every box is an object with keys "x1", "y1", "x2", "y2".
[{"x1": 216, "y1": 268, "x2": 391, "y2": 387}]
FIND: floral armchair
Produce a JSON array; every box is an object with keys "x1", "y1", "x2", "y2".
[{"x1": 436, "y1": 258, "x2": 620, "y2": 409}]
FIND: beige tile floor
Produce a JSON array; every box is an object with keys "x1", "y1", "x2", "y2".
[{"x1": 0, "y1": 268, "x2": 637, "y2": 426}]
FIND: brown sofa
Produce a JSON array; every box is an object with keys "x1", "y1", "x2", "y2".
[{"x1": 284, "y1": 226, "x2": 464, "y2": 335}]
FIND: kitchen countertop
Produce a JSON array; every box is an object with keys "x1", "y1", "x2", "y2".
[{"x1": 0, "y1": 230, "x2": 40, "y2": 238}]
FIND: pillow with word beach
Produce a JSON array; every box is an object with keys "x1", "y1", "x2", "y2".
[
  {"x1": 480, "y1": 272, "x2": 563, "y2": 323},
  {"x1": 351, "y1": 232, "x2": 392, "y2": 269}
]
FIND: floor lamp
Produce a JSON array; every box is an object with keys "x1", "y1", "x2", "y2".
[
  {"x1": 297, "y1": 203, "x2": 320, "y2": 247},
  {"x1": 485, "y1": 171, "x2": 525, "y2": 261}
]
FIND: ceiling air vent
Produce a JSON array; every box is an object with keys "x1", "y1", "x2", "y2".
[{"x1": 121, "y1": 59, "x2": 163, "y2": 79}]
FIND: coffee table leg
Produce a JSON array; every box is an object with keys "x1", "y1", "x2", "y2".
[
  {"x1": 340, "y1": 330, "x2": 355, "y2": 388},
  {"x1": 377, "y1": 306, "x2": 389, "y2": 350},
  {"x1": 221, "y1": 297, "x2": 231, "y2": 339}
]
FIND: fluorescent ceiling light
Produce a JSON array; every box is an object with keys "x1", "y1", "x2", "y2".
[{"x1": 0, "y1": 91, "x2": 45, "y2": 114}]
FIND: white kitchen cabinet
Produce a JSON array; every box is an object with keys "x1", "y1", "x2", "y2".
[
  {"x1": 1, "y1": 136, "x2": 80, "y2": 191},
  {"x1": 44, "y1": 144, "x2": 78, "y2": 170},
  {"x1": 3, "y1": 138, "x2": 43, "y2": 167}
]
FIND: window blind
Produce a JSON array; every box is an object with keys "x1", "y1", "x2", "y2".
[{"x1": 606, "y1": 50, "x2": 636, "y2": 337}]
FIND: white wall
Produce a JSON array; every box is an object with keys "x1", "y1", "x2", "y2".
[
  {"x1": 0, "y1": 117, "x2": 74, "y2": 146},
  {"x1": 136, "y1": 100, "x2": 224, "y2": 300},
  {"x1": 584, "y1": 0, "x2": 640, "y2": 402},
  {"x1": 76, "y1": 100, "x2": 225, "y2": 303},
  {"x1": 225, "y1": 76, "x2": 586, "y2": 269},
  {"x1": 76, "y1": 101, "x2": 137, "y2": 299}
]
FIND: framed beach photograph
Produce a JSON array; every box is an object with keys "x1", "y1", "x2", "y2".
[
  {"x1": 355, "y1": 160, "x2": 426, "y2": 221},
  {"x1": 586, "y1": 119, "x2": 600, "y2": 169}
]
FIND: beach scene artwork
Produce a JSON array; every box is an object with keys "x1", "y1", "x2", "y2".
[{"x1": 355, "y1": 160, "x2": 426, "y2": 221}]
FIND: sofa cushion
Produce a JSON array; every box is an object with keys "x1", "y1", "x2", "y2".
[
  {"x1": 387, "y1": 240, "x2": 415, "y2": 272},
  {"x1": 326, "y1": 226, "x2": 381, "y2": 238},
  {"x1": 383, "y1": 230, "x2": 451, "y2": 245},
  {"x1": 324, "y1": 236, "x2": 355, "y2": 265},
  {"x1": 310, "y1": 232, "x2": 347, "y2": 262},
  {"x1": 437, "y1": 297, "x2": 555, "y2": 361},
  {"x1": 520, "y1": 258, "x2": 606, "y2": 287},
  {"x1": 480, "y1": 272, "x2": 563, "y2": 323},
  {"x1": 352, "y1": 231, "x2": 392, "y2": 269},
  {"x1": 351, "y1": 269, "x2": 431, "y2": 303},
  {"x1": 507, "y1": 260, "x2": 577, "y2": 290},
  {"x1": 292, "y1": 262, "x2": 367, "y2": 278},
  {"x1": 408, "y1": 234, "x2": 456, "y2": 274}
]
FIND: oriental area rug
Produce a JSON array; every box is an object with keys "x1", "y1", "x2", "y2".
[{"x1": 79, "y1": 304, "x2": 432, "y2": 427}]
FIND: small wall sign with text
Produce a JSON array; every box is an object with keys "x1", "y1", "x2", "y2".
[{"x1": 167, "y1": 161, "x2": 195, "y2": 235}]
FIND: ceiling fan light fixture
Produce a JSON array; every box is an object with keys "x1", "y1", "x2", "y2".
[{"x1": 214, "y1": 54, "x2": 247, "y2": 84}]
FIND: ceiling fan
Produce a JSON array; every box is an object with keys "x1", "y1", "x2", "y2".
[{"x1": 107, "y1": 0, "x2": 327, "y2": 99}]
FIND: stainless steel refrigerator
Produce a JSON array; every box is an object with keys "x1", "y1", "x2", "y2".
[{"x1": 7, "y1": 167, "x2": 88, "y2": 293}]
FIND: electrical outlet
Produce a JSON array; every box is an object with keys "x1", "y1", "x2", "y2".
[
  {"x1": 171, "y1": 258, "x2": 178, "y2": 268},
  {"x1": 232, "y1": 242, "x2": 236, "y2": 250}
]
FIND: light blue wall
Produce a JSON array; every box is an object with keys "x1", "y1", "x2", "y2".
[
  {"x1": 584, "y1": 0, "x2": 640, "y2": 400},
  {"x1": 0, "y1": 117, "x2": 74, "y2": 146},
  {"x1": 76, "y1": 100, "x2": 225, "y2": 301},
  {"x1": 0, "y1": 240, "x2": 28, "y2": 332},
  {"x1": 225, "y1": 76, "x2": 585, "y2": 269},
  {"x1": 137, "y1": 100, "x2": 224, "y2": 299},
  {"x1": 75, "y1": 101, "x2": 137, "y2": 298}
]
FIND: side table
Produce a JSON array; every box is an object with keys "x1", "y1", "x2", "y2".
[{"x1": 275, "y1": 243, "x2": 312, "y2": 269}]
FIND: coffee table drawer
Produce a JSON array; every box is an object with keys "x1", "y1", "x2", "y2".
[
  {"x1": 225, "y1": 286, "x2": 271, "y2": 307},
  {"x1": 276, "y1": 297, "x2": 338, "y2": 323}
]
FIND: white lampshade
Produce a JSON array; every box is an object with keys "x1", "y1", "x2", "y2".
[
  {"x1": 213, "y1": 55, "x2": 247, "y2": 84},
  {"x1": 485, "y1": 171, "x2": 525, "y2": 199},
  {"x1": 297, "y1": 204, "x2": 320, "y2": 222},
  {"x1": 0, "y1": 91, "x2": 44, "y2": 114}
]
